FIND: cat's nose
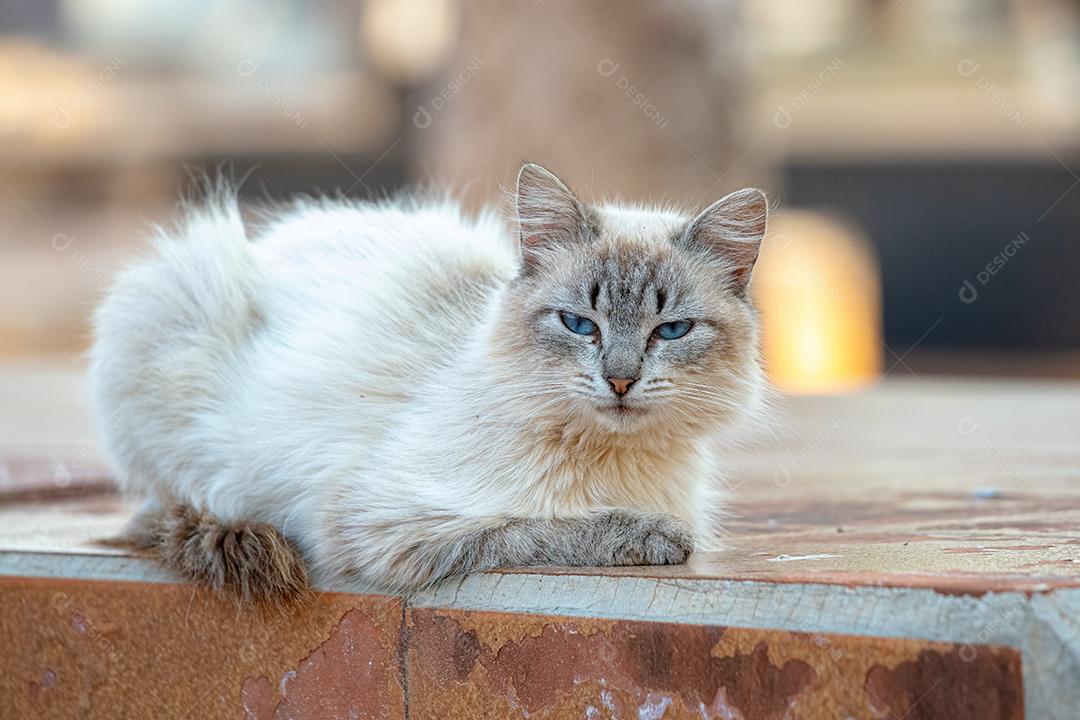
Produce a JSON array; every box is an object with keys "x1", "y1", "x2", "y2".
[{"x1": 607, "y1": 377, "x2": 636, "y2": 396}]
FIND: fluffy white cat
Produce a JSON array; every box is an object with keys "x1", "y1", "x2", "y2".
[{"x1": 89, "y1": 163, "x2": 768, "y2": 599}]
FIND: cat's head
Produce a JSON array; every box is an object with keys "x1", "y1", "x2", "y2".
[{"x1": 494, "y1": 162, "x2": 768, "y2": 437}]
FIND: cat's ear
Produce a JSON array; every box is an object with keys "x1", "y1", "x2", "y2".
[
  {"x1": 681, "y1": 188, "x2": 768, "y2": 292},
  {"x1": 515, "y1": 163, "x2": 589, "y2": 272}
]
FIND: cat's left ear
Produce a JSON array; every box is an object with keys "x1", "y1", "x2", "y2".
[
  {"x1": 516, "y1": 163, "x2": 590, "y2": 273},
  {"x1": 681, "y1": 188, "x2": 768, "y2": 293}
]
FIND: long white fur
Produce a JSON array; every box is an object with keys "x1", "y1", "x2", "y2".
[{"x1": 89, "y1": 183, "x2": 764, "y2": 590}]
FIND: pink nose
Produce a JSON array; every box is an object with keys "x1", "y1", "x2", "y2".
[{"x1": 607, "y1": 377, "x2": 636, "y2": 396}]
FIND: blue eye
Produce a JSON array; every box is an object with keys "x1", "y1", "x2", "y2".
[
  {"x1": 655, "y1": 320, "x2": 692, "y2": 340},
  {"x1": 560, "y1": 312, "x2": 596, "y2": 335}
]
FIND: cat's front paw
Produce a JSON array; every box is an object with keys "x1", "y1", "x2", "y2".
[{"x1": 600, "y1": 510, "x2": 694, "y2": 566}]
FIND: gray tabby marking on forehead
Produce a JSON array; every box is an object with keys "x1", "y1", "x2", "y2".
[{"x1": 588, "y1": 250, "x2": 692, "y2": 314}]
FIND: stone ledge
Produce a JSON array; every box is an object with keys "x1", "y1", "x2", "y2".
[
  {"x1": 3, "y1": 549, "x2": 1078, "y2": 718},
  {"x1": 1, "y1": 570, "x2": 1031, "y2": 720}
]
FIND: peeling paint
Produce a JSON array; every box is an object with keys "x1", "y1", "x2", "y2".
[
  {"x1": 241, "y1": 676, "x2": 275, "y2": 720},
  {"x1": 1, "y1": 578, "x2": 408, "y2": 719},
  {"x1": 410, "y1": 610, "x2": 819, "y2": 719},
  {"x1": 406, "y1": 608, "x2": 1031, "y2": 720},
  {"x1": 241, "y1": 607, "x2": 404, "y2": 720},
  {"x1": 865, "y1": 646, "x2": 1023, "y2": 720},
  {"x1": 637, "y1": 691, "x2": 672, "y2": 719},
  {"x1": 709, "y1": 687, "x2": 744, "y2": 720},
  {"x1": 0, "y1": 573, "x2": 1037, "y2": 719}
]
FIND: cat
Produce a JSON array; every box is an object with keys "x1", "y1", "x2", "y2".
[{"x1": 88, "y1": 163, "x2": 768, "y2": 601}]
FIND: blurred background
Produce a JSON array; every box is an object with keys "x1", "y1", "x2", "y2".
[{"x1": 1, "y1": 0, "x2": 1078, "y2": 394}]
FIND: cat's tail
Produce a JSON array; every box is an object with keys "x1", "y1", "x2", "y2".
[{"x1": 121, "y1": 503, "x2": 310, "y2": 604}]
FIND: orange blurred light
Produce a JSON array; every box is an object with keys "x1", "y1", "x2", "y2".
[{"x1": 753, "y1": 210, "x2": 883, "y2": 394}]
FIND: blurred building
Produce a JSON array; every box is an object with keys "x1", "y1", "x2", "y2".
[{"x1": 0, "y1": 0, "x2": 1077, "y2": 385}]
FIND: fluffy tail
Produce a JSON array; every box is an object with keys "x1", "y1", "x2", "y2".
[{"x1": 127, "y1": 504, "x2": 310, "y2": 604}]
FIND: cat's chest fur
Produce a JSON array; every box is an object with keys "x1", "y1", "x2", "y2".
[{"x1": 479, "y1": 418, "x2": 711, "y2": 524}]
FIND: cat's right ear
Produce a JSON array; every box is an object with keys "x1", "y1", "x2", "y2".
[
  {"x1": 681, "y1": 188, "x2": 769, "y2": 294},
  {"x1": 516, "y1": 163, "x2": 588, "y2": 273}
]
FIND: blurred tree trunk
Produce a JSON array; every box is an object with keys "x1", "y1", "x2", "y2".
[{"x1": 408, "y1": 0, "x2": 761, "y2": 210}]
